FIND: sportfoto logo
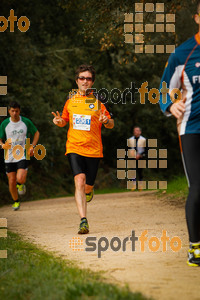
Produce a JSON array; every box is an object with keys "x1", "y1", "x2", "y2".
[
  {"x1": 3, "y1": 138, "x2": 46, "y2": 161},
  {"x1": 69, "y1": 230, "x2": 182, "y2": 258},
  {"x1": 0, "y1": 9, "x2": 30, "y2": 33},
  {"x1": 72, "y1": 81, "x2": 181, "y2": 106}
]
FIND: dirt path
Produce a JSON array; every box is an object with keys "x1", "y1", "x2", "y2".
[{"x1": 1, "y1": 191, "x2": 199, "y2": 300}]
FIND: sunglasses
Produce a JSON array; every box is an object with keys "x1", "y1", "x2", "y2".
[{"x1": 78, "y1": 76, "x2": 93, "y2": 82}]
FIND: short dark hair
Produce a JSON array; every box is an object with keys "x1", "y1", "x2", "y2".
[
  {"x1": 133, "y1": 126, "x2": 142, "y2": 132},
  {"x1": 8, "y1": 101, "x2": 20, "y2": 109},
  {"x1": 75, "y1": 64, "x2": 96, "y2": 82}
]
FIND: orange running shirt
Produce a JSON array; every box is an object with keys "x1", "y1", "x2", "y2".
[{"x1": 61, "y1": 91, "x2": 112, "y2": 158}]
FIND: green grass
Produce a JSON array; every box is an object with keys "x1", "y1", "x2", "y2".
[
  {"x1": 0, "y1": 231, "x2": 150, "y2": 300},
  {"x1": 99, "y1": 176, "x2": 188, "y2": 199},
  {"x1": 158, "y1": 175, "x2": 188, "y2": 200}
]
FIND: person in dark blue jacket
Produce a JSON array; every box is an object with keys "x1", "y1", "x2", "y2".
[{"x1": 160, "y1": 1, "x2": 200, "y2": 266}]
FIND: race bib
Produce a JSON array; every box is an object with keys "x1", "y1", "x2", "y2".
[{"x1": 73, "y1": 114, "x2": 91, "y2": 131}]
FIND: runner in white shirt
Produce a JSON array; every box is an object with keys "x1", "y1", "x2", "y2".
[{"x1": 0, "y1": 102, "x2": 39, "y2": 210}]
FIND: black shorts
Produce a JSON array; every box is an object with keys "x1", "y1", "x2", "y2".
[
  {"x1": 5, "y1": 159, "x2": 29, "y2": 173},
  {"x1": 67, "y1": 153, "x2": 100, "y2": 186}
]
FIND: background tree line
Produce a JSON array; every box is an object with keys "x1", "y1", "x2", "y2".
[{"x1": 0, "y1": 0, "x2": 197, "y2": 203}]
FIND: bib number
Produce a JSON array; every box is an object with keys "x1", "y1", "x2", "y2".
[{"x1": 73, "y1": 114, "x2": 91, "y2": 131}]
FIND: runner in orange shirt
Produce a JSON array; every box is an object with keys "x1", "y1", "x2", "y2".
[{"x1": 52, "y1": 65, "x2": 114, "y2": 234}]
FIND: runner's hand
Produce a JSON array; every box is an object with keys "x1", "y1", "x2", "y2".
[
  {"x1": 2, "y1": 138, "x2": 12, "y2": 150},
  {"x1": 99, "y1": 110, "x2": 108, "y2": 124},
  {"x1": 52, "y1": 111, "x2": 64, "y2": 126},
  {"x1": 170, "y1": 97, "x2": 186, "y2": 119},
  {"x1": 29, "y1": 145, "x2": 34, "y2": 157}
]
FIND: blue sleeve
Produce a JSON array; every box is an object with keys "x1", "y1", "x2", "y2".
[{"x1": 159, "y1": 52, "x2": 181, "y2": 114}]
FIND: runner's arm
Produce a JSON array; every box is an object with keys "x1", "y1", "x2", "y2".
[
  {"x1": 169, "y1": 98, "x2": 186, "y2": 119},
  {"x1": 99, "y1": 105, "x2": 114, "y2": 129},
  {"x1": 28, "y1": 130, "x2": 40, "y2": 157},
  {"x1": 0, "y1": 138, "x2": 12, "y2": 149},
  {"x1": 104, "y1": 118, "x2": 114, "y2": 129},
  {"x1": 0, "y1": 139, "x2": 3, "y2": 148},
  {"x1": 32, "y1": 130, "x2": 40, "y2": 147},
  {"x1": 159, "y1": 52, "x2": 182, "y2": 115},
  {"x1": 52, "y1": 111, "x2": 67, "y2": 127}
]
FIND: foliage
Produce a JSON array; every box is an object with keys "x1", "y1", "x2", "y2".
[{"x1": 0, "y1": 0, "x2": 197, "y2": 202}]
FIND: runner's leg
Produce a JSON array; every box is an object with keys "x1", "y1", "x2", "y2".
[
  {"x1": 16, "y1": 169, "x2": 27, "y2": 184},
  {"x1": 85, "y1": 184, "x2": 93, "y2": 194},
  {"x1": 181, "y1": 134, "x2": 200, "y2": 243},
  {"x1": 7, "y1": 172, "x2": 18, "y2": 201},
  {"x1": 68, "y1": 154, "x2": 88, "y2": 218},
  {"x1": 74, "y1": 173, "x2": 87, "y2": 218},
  {"x1": 68, "y1": 154, "x2": 99, "y2": 224},
  {"x1": 137, "y1": 166, "x2": 143, "y2": 181},
  {"x1": 85, "y1": 157, "x2": 100, "y2": 193}
]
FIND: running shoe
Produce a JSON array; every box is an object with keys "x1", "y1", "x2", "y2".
[
  {"x1": 78, "y1": 218, "x2": 89, "y2": 234},
  {"x1": 12, "y1": 201, "x2": 20, "y2": 211},
  {"x1": 16, "y1": 184, "x2": 26, "y2": 195},
  {"x1": 187, "y1": 243, "x2": 200, "y2": 266},
  {"x1": 86, "y1": 189, "x2": 94, "y2": 203}
]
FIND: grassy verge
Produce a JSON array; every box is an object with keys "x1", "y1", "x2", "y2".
[
  {"x1": 0, "y1": 231, "x2": 150, "y2": 300},
  {"x1": 158, "y1": 175, "x2": 188, "y2": 200}
]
